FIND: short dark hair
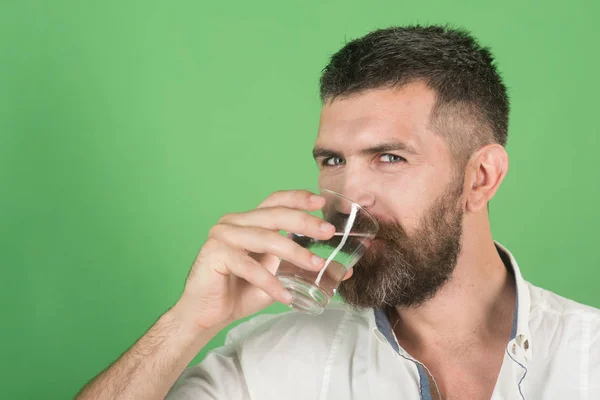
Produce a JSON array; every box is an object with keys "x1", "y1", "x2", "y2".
[{"x1": 319, "y1": 25, "x2": 509, "y2": 163}]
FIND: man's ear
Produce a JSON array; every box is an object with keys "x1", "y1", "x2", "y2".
[{"x1": 464, "y1": 144, "x2": 508, "y2": 213}]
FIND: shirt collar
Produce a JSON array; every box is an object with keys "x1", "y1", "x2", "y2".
[
  {"x1": 495, "y1": 241, "x2": 533, "y2": 361},
  {"x1": 370, "y1": 241, "x2": 533, "y2": 362}
]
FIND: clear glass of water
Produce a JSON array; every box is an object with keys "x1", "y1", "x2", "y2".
[{"x1": 276, "y1": 188, "x2": 379, "y2": 315}]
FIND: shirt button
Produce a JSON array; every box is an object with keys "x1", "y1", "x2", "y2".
[{"x1": 515, "y1": 334, "x2": 530, "y2": 352}]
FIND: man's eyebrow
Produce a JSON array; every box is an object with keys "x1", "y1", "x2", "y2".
[
  {"x1": 358, "y1": 141, "x2": 419, "y2": 156},
  {"x1": 312, "y1": 147, "x2": 340, "y2": 160},
  {"x1": 312, "y1": 141, "x2": 419, "y2": 160}
]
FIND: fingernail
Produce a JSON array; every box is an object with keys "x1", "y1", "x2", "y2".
[
  {"x1": 310, "y1": 194, "x2": 323, "y2": 203},
  {"x1": 312, "y1": 254, "x2": 324, "y2": 266},
  {"x1": 282, "y1": 290, "x2": 293, "y2": 303},
  {"x1": 320, "y1": 223, "x2": 333, "y2": 232}
]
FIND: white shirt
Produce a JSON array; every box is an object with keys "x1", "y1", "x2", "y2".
[{"x1": 167, "y1": 243, "x2": 600, "y2": 399}]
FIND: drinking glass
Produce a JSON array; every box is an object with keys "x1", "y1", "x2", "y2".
[{"x1": 275, "y1": 188, "x2": 379, "y2": 315}]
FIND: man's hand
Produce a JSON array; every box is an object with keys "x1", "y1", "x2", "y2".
[
  {"x1": 75, "y1": 190, "x2": 335, "y2": 400},
  {"x1": 177, "y1": 189, "x2": 335, "y2": 331}
]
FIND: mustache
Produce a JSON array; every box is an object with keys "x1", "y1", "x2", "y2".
[
  {"x1": 373, "y1": 219, "x2": 408, "y2": 242},
  {"x1": 329, "y1": 211, "x2": 408, "y2": 242}
]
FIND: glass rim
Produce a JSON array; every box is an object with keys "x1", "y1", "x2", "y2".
[{"x1": 317, "y1": 187, "x2": 380, "y2": 233}]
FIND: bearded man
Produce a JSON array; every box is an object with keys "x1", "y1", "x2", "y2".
[{"x1": 76, "y1": 26, "x2": 600, "y2": 400}]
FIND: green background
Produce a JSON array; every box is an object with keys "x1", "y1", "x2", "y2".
[{"x1": 1, "y1": 0, "x2": 598, "y2": 398}]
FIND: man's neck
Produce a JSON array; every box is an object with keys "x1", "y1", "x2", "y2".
[{"x1": 392, "y1": 227, "x2": 516, "y2": 352}]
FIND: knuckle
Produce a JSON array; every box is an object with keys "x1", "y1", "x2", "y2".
[
  {"x1": 294, "y1": 243, "x2": 310, "y2": 260},
  {"x1": 266, "y1": 190, "x2": 286, "y2": 203},
  {"x1": 258, "y1": 191, "x2": 285, "y2": 208},
  {"x1": 254, "y1": 270, "x2": 271, "y2": 287},
  {"x1": 247, "y1": 225, "x2": 264, "y2": 238},
  {"x1": 304, "y1": 248, "x2": 316, "y2": 263},
  {"x1": 265, "y1": 235, "x2": 282, "y2": 252},
  {"x1": 272, "y1": 205, "x2": 290, "y2": 217},
  {"x1": 269, "y1": 236, "x2": 290, "y2": 257},
  {"x1": 218, "y1": 212, "x2": 237, "y2": 224},
  {"x1": 302, "y1": 213, "x2": 318, "y2": 232},
  {"x1": 208, "y1": 223, "x2": 227, "y2": 238},
  {"x1": 200, "y1": 238, "x2": 228, "y2": 261}
]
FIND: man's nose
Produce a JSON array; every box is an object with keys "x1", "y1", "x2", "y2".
[{"x1": 329, "y1": 183, "x2": 375, "y2": 215}]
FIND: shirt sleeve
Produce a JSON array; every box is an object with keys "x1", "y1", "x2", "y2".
[{"x1": 165, "y1": 344, "x2": 250, "y2": 400}]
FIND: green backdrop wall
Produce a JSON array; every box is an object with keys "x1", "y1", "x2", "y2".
[{"x1": 1, "y1": 0, "x2": 598, "y2": 398}]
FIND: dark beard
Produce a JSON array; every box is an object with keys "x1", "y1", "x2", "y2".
[{"x1": 337, "y1": 177, "x2": 464, "y2": 309}]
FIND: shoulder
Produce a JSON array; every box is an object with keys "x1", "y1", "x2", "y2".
[
  {"x1": 225, "y1": 301, "x2": 372, "y2": 349},
  {"x1": 526, "y1": 282, "x2": 600, "y2": 382},
  {"x1": 168, "y1": 303, "x2": 373, "y2": 399},
  {"x1": 527, "y1": 282, "x2": 600, "y2": 351},
  {"x1": 527, "y1": 281, "x2": 600, "y2": 320}
]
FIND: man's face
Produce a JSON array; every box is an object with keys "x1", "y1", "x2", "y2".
[{"x1": 314, "y1": 82, "x2": 466, "y2": 309}]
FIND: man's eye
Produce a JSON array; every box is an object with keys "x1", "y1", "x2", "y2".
[
  {"x1": 379, "y1": 154, "x2": 406, "y2": 163},
  {"x1": 324, "y1": 156, "x2": 345, "y2": 166}
]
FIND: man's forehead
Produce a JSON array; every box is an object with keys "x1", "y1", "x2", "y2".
[
  {"x1": 318, "y1": 82, "x2": 437, "y2": 124},
  {"x1": 315, "y1": 117, "x2": 421, "y2": 155},
  {"x1": 316, "y1": 84, "x2": 438, "y2": 153}
]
